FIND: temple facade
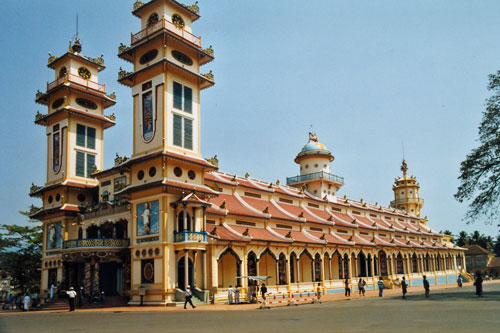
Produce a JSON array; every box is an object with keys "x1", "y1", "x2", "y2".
[{"x1": 30, "y1": 0, "x2": 465, "y2": 305}]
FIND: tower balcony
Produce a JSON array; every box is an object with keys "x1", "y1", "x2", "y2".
[
  {"x1": 390, "y1": 198, "x2": 424, "y2": 207},
  {"x1": 47, "y1": 73, "x2": 106, "y2": 94},
  {"x1": 131, "y1": 18, "x2": 201, "y2": 48},
  {"x1": 174, "y1": 231, "x2": 207, "y2": 243},
  {"x1": 286, "y1": 171, "x2": 344, "y2": 186},
  {"x1": 63, "y1": 238, "x2": 130, "y2": 250}
]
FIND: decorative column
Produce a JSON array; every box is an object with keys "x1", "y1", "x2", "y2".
[
  {"x1": 275, "y1": 259, "x2": 279, "y2": 285},
  {"x1": 184, "y1": 249, "x2": 189, "y2": 290},
  {"x1": 370, "y1": 256, "x2": 375, "y2": 277},
  {"x1": 174, "y1": 207, "x2": 178, "y2": 233},
  {"x1": 353, "y1": 255, "x2": 358, "y2": 278},
  {"x1": 192, "y1": 207, "x2": 197, "y2": 231},
  {"x1": 364, "y1": 257, "x2": 369, "y2": 277},
  {"x1": 328, "y1": 256, "x2": 332, "y2": 281},
  {"x1": 296, "y1": 258, "x2": 301, "y2": 283},
  {"x1": 340, "y1": 256, "x2": 344, "y2": 279},
  {"x1": 202, "y1": 250, "x2": 207, "y2": 290},
  {"x1": 202, "y1": 206, "x2": 207, "y2": 232},
  {"x1": 286, "y1": 259, "x2": 291, "y2": 285},
  {"x1": 174, "y1": 250, "x2": 179, "y2": 287},
  {"x1": 183, "y1": 204, "x2": 188, "y2": 231}
]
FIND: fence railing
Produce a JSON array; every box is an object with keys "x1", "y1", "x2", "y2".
[
  {"x1": 131, "y1": 18, "x2": 201, "y2": 47},
  {"x1": 63, "y1": 238, "x2": 129, "y2": 249},
  {"x1": 174, "y1": 231, "x2": 207, "y2": 243},
  {"x1": 286, "y1": 171, "x2": 344, "y2": 185},
  {"x1": 47, "y1": 73, "x2": 106, "y2": 93}
]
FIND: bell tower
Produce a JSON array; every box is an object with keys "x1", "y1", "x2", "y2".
[
  {"x1": 118, "y1": 0, "x2": 214, "y2": 158},
  {"x1": 390, "y1": 160, "x2": 424, "y2": 216}
]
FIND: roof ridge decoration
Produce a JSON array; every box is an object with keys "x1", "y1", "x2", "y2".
[
  {"x1": 270, "y1": 199, "x2": 305, "y2": 222},
  {"x1": 330, "y1": 231, "x2": 355, "y2": 245},
  {"x1": 266, "y1": 226, "x2": 293, "y2": 242},
  {"x1": 223, "y1": 222, "x2": 251, "y2": 241},
  {"x1": 234, "y1": 192, "x2": 270, "y2": 218},
  {"x1": 326, "y1": 208, "x2": 351, "y2": 225},
  {"x1": 209, "y1": 226, "x2": 219, "y2": 238},
  {"x1": 247, "y1": 177, "x2": 274, "y2": 192},
  {"x1": 302, "y1": 229, "x2": 327, "y2": 244},
  {"x1": 302, "y1": 205, "x2": 334, "y2": 225}
]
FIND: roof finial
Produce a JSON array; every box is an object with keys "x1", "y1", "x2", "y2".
[
  {"x1": 308, "y1": 132, "x2": 318, "y2": 142},
  {"x1": 401, "y1": 159, "x2": 408, "y2": 178}
]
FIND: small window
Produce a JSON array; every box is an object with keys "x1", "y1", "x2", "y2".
[
  {"x1": 147, "y1": 13, "x2": 159, "y2": 27},
  {"x1": 137, "y1": 170, "x2": 145, "y2": 180},
  {"x1": 314, "y1": 164, "x2": 318, "y2": 168},
  {"x1": 188, "y1": 170, "x2": 196, "y2": 180},
  {"x1": 48, "y1": 196, "x2": 53, "y2": 204},
  {"x1": 172, "y1": 14, "x2": 185, "y2": 28},
  {"x1": 59, "y1": 66, "x2": 67, "y2": 78},
  {"x1": 149, "y1": 167, "x2": 156, "y2": 177},
  {"x1": 55, "y1": 194, "x2": 61, "y2": 202},
  {"x1": 305, "y1": 165, "x2": 309, "y2": 169},
  {"x1": 77, "y1": 194, "x2": 86, "y2": 202},
  {"x1": 174, "y1": 167, "x2": 182, "y2": 177}
]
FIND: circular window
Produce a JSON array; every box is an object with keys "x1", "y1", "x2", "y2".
[
  {"x1": 147, "y1": 13, "x2": 159, "y2": 27},
  {"x1": 148, "y1": 248, "x2": 153, "y2": 256},
  {"x1": 323, "y1": 164, "x2": 327, "y2": 168},
  {"x1": 52, "y1": 98, "x2": 65, "y2": 109},
  {"x1": 138, "y1": 170, "x2": 145, "y2": 180},
  {"x1": 139, "y1": 49, "x2": 158, "y2": 65},
  {"x1": 135, "y1": 250, "x2": 140, "y2": 257},
  {"x1": 154, "y1": 248, "x2": 160, "y2": 255},
  {"x1": 78, "y1": 67, "x2": 91, "y2": 80},
  {"x1": 59, "y1": 66, "x2": 67, "y2": 79},
  {"x1": 149, "y1": 167, "x2": 156, "y2": 177},
  {"x1": 172, "y1": 14, "x2": 185, "y2": 28},
  {"x1": 305, "y1": 165, "x2": 309, "y2": 169},
  {"x1": 314, "y1": 190, "x2": 318, "y2": 194},
  {"x1": 188, "y1": 170, "x2": 196, "y2": 180},
  {"x1": 142, "y1": 249, "x2": 147, "y2": 257},
  {"x1": 314, "y1": 164, "x2": 318, "y2": 168},
  {"x1": 174, "y1": 167, "x2": 182, "y2": 177},
  {"x1": 48, "y1": 196, "x2": 53, "y2": 204},
  {"x1": 171, "y1": 50, "x2": 193, "y2": 66},
  {"x1": 76, "y1": 98, "x2": 97, "y2": 110},
  {"x1": 55, "y1": 194, "x2": 61, "y2": 202},
  {"x1": 77, "y1": 194, "x2": 86, "y2": 202}
]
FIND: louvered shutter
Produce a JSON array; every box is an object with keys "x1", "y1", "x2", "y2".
[
  {"x1": 184, "y1": 118, "x2": 193, "y2": 150},
  {"x1": 173, "y1": 82, "x2": 183, "y2": 110},
  {"x1": 76, "y1": 124, "x2": 86, "y2": 147},
  {"x1": 86, "y1": 154, "x2": 96, "y2": 178},
  {"x1": 87, "y1": 127, "x2": 96, "y2": 149},
  {"x1": 173, "y1": 114, "x2": 182, "y2": 146},
  {"x1": 184, "y1": 86, "x2": 192, "y2": 113},
  {"x1": 76, "y1": 151, "x2": 85, "y2": 177}
]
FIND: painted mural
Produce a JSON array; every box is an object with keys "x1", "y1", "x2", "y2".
[
  {"x1": 46, "y1": 222, "x2": 62, "y2": 250},
  {"x1": 142, "y1": 91, "x2": 154, "y2": 142},
  {"x1": 137, "y1": 200, "x2": 159, "y2": 236}
]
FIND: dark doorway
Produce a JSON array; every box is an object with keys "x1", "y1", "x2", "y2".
[
  {"x1": 177, "y1": 257, "x2": 193, "y2": 291},
  {"x1": 99, "y1": 262, "x2": 119, "y2": 296},
  {"x1": 359, "y1": 253, "x2": 367, "y2": 277}
]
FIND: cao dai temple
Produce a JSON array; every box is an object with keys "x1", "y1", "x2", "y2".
[{"x1": 29, "y1": 0, "x2": 466, "y2": 305}]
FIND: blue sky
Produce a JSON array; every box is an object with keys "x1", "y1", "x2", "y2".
[{"x1": 1, "y1": 0, "x2": 499, "y2": 237}]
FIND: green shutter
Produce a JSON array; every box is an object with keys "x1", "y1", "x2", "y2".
[
  {"x1": 184, "y1": 86, "x2": 192, "y2": 113},
  {"x1": 184, "y1": 118, "x2": 193, "y2": 150},
  {"x1": 173, "y1": 114, "x2": 182, "y2": 147},
  {"x1": 86, "y1": 154, "x2": 96, "y2": 178},
  {"x1": 76, "y1": 124, "x2": 86, "y2": 147},
  {"x1": 76, "y1": 151, "x2": 85, "y2": 177},
  {"x1": 87, "y1": 127, "x2": 96, "y2": 149},
  {"x1": 173, "y1": 82, "x2": 183, "y2": 110}
]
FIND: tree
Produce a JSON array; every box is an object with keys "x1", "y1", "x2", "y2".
[
  {"x1": 455, "y1": 231, "x2": 470, "y2": 247},
  {"x1": 455, "y1": 70, "x2": 500, "y2": 224},
  {"x1": 0, "y1": 208, "x2": 42, "y2": 293}
]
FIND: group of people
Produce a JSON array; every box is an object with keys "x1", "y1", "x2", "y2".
[
  {"x1": 247, "y1": 281, "x2": 267, "y2": 304},
  {"x1": 344, "y1": 278, "x2": 367, "y2": 297},
  {"x1": 1, "y1": 293, "x2": 38, "y2": 311},
  {"x1": 227, "y1": 285, "x2": 241, "y2": 304}
]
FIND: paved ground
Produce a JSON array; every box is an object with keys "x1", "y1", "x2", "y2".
[{"x1": 1, "y1": 281, "x2": 499, "y2": 333}]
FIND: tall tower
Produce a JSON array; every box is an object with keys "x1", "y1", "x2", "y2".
[
  {"x1": 286, "y1": 133, "x2": 344, "y2": 200},
  {"x1": 31, "y1": 37, "x2": 116, "y2": 289},
  {"x1": 116, "y1": 0, "x2": 216, "y2": 304},
  {"x1": 390, "y1": 160, "x2": 424, "y2": 216}
]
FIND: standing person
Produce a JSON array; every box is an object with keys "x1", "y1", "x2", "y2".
[
  {"x1": 50, "y1": 282, "x2": 57, "y2": 300},
  {"x1": 66, "y1": 287, "x2": 77, "y2": 312},
  {"x1": 474, "y1": 271, "x2": 483, "y2": 297},
  {"x1": 457, "y1": 275, "x2": 463, "y2": 288},
  {"x1": 377, "y1": 277, "x2": 384, "y2": 297},
  {"x1": 234, "y1": 285, "x2": 240, "y2": 304},
  {"x1": 252, "y1": 283, "x2": 258, "y2": 303},
  {"x1": 401, "y1": 277, "x2": 408, "y2": 299},
  {"x1": 23, "y1": 293, "x2": 30, "y2": 311},
  {"x1": 344, "y1": 278, "x2": 351, "y2": 297},
  {"x1": 78, "y1": 287, "x2": 84, "y2": 308},
  {"x1": 423, "y1": 275, "x2": 430, "y2": 298},
  {"x1": 316, "y1": 283, "x2": 322, "y2": 301},
  {"x1": 260, "y1": 283, "x2": 267, "y2": 301},
  {"x1": 184, "y1": 286, "x2": 196, "y2": 309},
  {"x1": 227, "y1": 285, "x2": 234, "y2": 304},
  {"x1": 358, "y1": 278, "x2": 366, "y2": 296}
]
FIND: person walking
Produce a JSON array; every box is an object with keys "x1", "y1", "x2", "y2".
[
  {"x1": 234, "y1": 285, "x2": 240, "y2": 304},
  {"x1": 457, "y1": 275, "x2": 463, "y2": 288},
  {"x1": 66, "y1": 287, "x2": 77, "y2": 312},
  {"x1": 401, "y1": 277, "x2": 408, "y2": 299},
  {"x1": 227, "y1": 285, "x2": 234, "y2": 304},
  {"x1": 260, "y1": 283, "x2": 267, "y2": 301},
  {"x1": 344, "y1": 278, "x2": 351, "y2": 297},
  {"x1": 316, "y1": 283, "x2": 322, "y2": 302},
  {"x1": 50, "y1": 283, "x2": 57, "y2": 300},
  {"x1": 358, "y1": 278, "x2": 366, "y2": 296},
  {"x1": 377, "y1": 277, "x2": 384, "y2": 297},
  {"x1": 78, "y1": 287, "x2": 84, "y2": 307},
  {"x1": 184, "y1": 286, "x2": 196, "y2": 309},
  {"x1": 23, "y1": 293, "x2": 30, "y2": 311},
  {"x1": 474, "y1": 271, "x2": 483, "y2": 297},
  {"x1": 423, "y1": 275, "x2": 430, "y2": 298}
]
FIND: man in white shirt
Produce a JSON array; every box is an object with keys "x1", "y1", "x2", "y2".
[{"x1": 66, "y1": 287, "x2": 77, "y2": 311}]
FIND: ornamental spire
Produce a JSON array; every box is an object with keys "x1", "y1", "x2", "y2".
[{"x1": 401, "y1": 159, "x2": 408, "y2": 178}]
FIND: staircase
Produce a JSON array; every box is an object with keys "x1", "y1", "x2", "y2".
[{"x1": 35, "y1": 296, "x2": 129, "y2": 311}]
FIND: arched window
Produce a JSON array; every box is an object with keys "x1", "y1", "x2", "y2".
[
  {"x1": 177, "y1": 211, "x2": 191, "y2": 232},
  {"x1": 247, "y1": 252, "x2": 257, "y2": 276}
]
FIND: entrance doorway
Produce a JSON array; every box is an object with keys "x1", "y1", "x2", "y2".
[
  {"x1": 177, "y1": 258, "x2": 193, "y2": 291},
  {"x1": 99, "y1": 262, "x2": 119, "y2": 296}
]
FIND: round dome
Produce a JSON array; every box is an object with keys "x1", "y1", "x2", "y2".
[{"x1": 301, "y1": 141, "x2": 328, "y2": 152}]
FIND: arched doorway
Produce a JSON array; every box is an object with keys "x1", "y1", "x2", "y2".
[
  {"x1": 331, "y1": 252, "x2": 341, "y2": 280},
  {"x1": 378, "y1": 251, "x2": 388, "y2": 276},
  {"x1": 290, "y1": 252, "x2": 297, "y2": 283},
  {"x1": 343, "y1": 254, "x2": 350, "y2": 278},
  {"x1": 217, "y1": 249, "x2": 240, "y2": 288},
  {"x1": 177, "y1": 211, "x2": 192, "y2": 232},
  {"x1": 247, "y1": 252, "x2": 257, "y2": 276},
  {"x1": 178, "y1": 257, "x2": 194, "y2": 291},
  {"x1": 412, "y1": 254, "x2": 418, "y2": 273},
  {"x1": 299, "y1": 251, "x2": 313, "y2": 282},
  {"x1": 259, "y1": 250, "x2": 277, "y2": 285},
  {"x1": 314, "y1": 253, "x2": 321, "y2": 282},
  {"x1": 396, "y1": 253, "x2": 404, "y2": 274},
  {"x1": 359, "y1": 252, "x2": 367, "y2": 277},
  {"x1": 278, "y1": 253, "x2": 287, "y2": 285}
]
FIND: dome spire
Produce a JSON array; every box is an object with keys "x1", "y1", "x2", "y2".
[{"x1": 401, "y1": 159, "x2": 408, "y2": 178}]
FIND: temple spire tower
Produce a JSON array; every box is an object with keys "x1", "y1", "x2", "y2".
[
  {"x1": 390, "y1": 160, "x2": 424, "y2": 216},
  {"x1": 286, "y1": 133, "x2": 344, "y2": 201}
]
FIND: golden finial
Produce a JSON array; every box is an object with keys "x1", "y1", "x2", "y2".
[
  {"x1": 308, "y1": 132, "x2": 318, "y2": 142},
  {"x1": 263, "y1": 206, "x2": 269, "y2": 214},
  {"x1": 298, "y1": 212, "x2": 304, "y2": 218},
  {"x1": 276, "y1": 179, "x2": 280, "y2": 185},
  {"x1": 244, "y1": 172, "x2": 249, "y2": 179},
  {"x1": 220, "y1": 200, "x2": 226, "y2": 210},
  {"x1": 401, "y1": 159, "x2": 408, "y2": 177}
]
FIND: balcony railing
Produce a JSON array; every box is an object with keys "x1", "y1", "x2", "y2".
[
  {"x1": 286, "y1": 171, "x2": 344, "y2": 185},
  {"x1": 174, "y1": 231, "x2": 207, "y2": 243},
  {"x1": 47, "y1": 73, "x2": 106, "y2": 93},
  {"x1": 83, "y1": 203, "x2": 130, "y2": 219},
  {"x1": 63, "y1": 238, "x2": 129, "y2": 249},
  {"x1": 131, "y1": 18, "x2": 202, "y2": 48}
]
